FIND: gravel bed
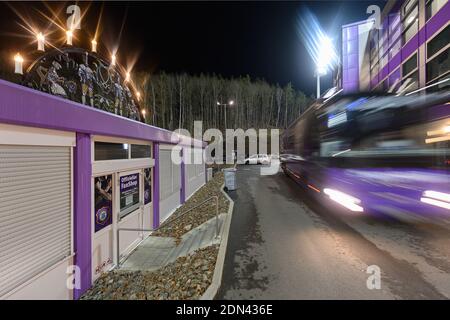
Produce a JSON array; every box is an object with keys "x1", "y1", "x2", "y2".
[
  {"x1": 152, "y1": 172, "x2": 230, "y2": 242},
  {"x1": 81, "y1": 245, "x2": 219, "y2": 300}
]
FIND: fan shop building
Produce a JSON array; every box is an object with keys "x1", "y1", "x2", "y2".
[{"x1": 0, "y1": 79, "x2": 206, "y2": 300}]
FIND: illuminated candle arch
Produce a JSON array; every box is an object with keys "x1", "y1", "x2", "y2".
[{"x1": 21, "y1": 46, "x2": 143, "y2": 122}]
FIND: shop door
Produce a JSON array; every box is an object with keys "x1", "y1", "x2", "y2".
[{"x1": 116, "y1": 170, "x2": 144, "y2": 263}]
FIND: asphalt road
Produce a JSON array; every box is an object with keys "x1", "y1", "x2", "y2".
[{"x1": 217, "y1": 165, "x2": 450, "y2": 299}]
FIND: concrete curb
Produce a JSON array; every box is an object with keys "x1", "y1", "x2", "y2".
[{"x1": 200, "y1": 182, "x2": 234, "y2": 300}]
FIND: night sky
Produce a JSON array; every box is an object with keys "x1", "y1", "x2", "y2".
[{"x1": 0, "y1": 1, "x2": 387, "y2": 95}]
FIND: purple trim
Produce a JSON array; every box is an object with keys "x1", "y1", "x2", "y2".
[
  {"x1": 371, "y1": 1, "x2": 450, "y2": 88},
  {"x1": 0, "y1": 79, "x2": 205, "y2": 147},
  {"x1": 152, "y1": 142, "x2": 160, "y2": 228},
  {"x1": 73, "y1": 133, "x2": 92, "y2": 300},
  {"x1": 180, "y1": 148, "x2": 186, "y2": 204}
]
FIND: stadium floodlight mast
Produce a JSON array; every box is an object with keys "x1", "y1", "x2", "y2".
[{"x1": 315, "y1": 35, "x2": 336, "y2": 99}]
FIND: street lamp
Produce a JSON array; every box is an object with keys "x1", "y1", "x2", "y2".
[
  {"x1": 315, "y1": 35, "x2": 336, "y2": 99},
  {"x1": 216, "y1": 100, "x2": 234, "y2": 129}
]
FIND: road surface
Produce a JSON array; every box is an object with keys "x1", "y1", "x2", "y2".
[{"x1": 217, "y1": 165, "x2": 450, "y2": 299}]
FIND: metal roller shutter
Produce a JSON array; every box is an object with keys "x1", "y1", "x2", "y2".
[
  {"x1": 159, "y1": 150, "x2": 172, "y2": 200},
  {"x1": 0, "y1": 145, "x2": 72, "y2": 297},
  {"x1": 159, "y1": 149, "x2": 181, "y2": 200}
]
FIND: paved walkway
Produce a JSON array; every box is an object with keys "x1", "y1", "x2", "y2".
[{"x1": 120, "y1": 214, "x2": 226, "y2": 271}]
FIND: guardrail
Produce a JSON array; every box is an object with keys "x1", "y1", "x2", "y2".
[{"x1": 116, "y1": 195, "x2": 219, "y2": 267}]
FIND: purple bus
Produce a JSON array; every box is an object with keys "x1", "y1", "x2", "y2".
[{"x1": 281, "y1": 92, "x2": 450, "y2": 225}]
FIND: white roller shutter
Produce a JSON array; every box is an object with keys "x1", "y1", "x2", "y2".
[
  {"x1": 159, "y1": 150, "x2": 172, "y2": 200},
  {"x1": 0, "y1": 145, "x2": 72, "y2": 298}
]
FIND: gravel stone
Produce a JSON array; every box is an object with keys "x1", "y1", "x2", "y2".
[
  {"x1": 81, "y1": 245, "x2": 219, "y2": 300},
  {"x1": 152, "y1": 171, "x2": 230, "y2": 243}
]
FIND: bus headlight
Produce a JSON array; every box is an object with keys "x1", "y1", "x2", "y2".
[
  {"x1": 420, "y1": 190, "x2": 450, "y2": 210},
  {"x1": 323, "y1": 188, "x2": 364, "y2": 212}
]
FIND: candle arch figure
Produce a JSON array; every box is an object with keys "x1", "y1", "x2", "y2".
[{"x1": 22, "y1": 47, "x2": 142, "y2": 122}]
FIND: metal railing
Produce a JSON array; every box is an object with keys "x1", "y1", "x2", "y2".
[{"x1": 116, "y1": 195, "x2": 219, "y2": 267}]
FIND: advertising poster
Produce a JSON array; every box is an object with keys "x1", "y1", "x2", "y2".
[
  {"x1": 144, "y1": 168, "x2": 152, "y2": 205},
  {"x1": 94, "y1": 175, "x2": 113, "y2": 232},
  {"x1": 120, "y1": 173, "x2": 140, "y2": 214}
]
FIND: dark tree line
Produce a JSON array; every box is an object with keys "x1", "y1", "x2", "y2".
[{"x1": 135, "y1": 72, "x2": 312, "y2": 132}]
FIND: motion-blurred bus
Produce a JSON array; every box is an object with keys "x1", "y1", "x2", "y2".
[{"x1": 281, "y1": 91, "x2": 450, "y2": 226}]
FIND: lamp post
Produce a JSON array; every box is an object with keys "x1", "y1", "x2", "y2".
[
  {"x1": 316, "y1": 66, "x2": 326, "y2": 98},
  {"x1": 216, "y1": 100, "x2": 234, "y2": 130},
  {"x1": 315, "y1": 35, "x2": 336, "y2": 99}
]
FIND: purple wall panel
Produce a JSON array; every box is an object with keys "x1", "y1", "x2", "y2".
[
  {"x1": 73, "y1": 133, "x2": 92, "y2": 300},
  {"x1": 152, "y1": 142, "x2": 160, "y2": 229},
  {"x1": 342, "y1": 25, "x2": 360, "y2": 93},
  {"x1": 180, "y1": 148, "x2": 186, "y2": 204},
  {"x1": 389, "y1": 68, "x2": 401, "y2": 87}
]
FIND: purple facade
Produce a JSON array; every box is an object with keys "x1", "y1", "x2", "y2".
[
  {"x1": 341, "y1": 0, "x2": 449, "y2": 92},
  {"x1": 370, "y1": 0, "x2": 450, "y2": 89},
  {"x1": 342, "y1": 24, "x2": 360, "y2": 93},
  {"x1": 180, "y1": 147, "x2": 186, "y2": 204},
  {"x1": 0, "y1": 78, "x2": 206, "y2": 299}
]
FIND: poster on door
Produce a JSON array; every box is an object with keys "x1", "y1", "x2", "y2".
[
  {"x1": 144, "y1": 168, "x2": 152, "y2": 205},
  {"x1": 120, "y1": 173, "x2": 140, "y2": 214},
  {"x1": 94, "y1": 175, "x2": 113, "y2": 232}
]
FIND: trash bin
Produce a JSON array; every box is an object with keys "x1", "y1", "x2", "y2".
[
  {"x1": 223, "y1": 167, "x2": 237, "y2": 191},
  {"x1": 207, "y1": 168, "x2": 213, "y2": 181}
]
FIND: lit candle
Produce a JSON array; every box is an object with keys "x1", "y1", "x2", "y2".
[
  {"x1": 136, "y1": 91, "x2": 141, "y2": 100},
  {"x1": 111, "y1": 54, "x2": 116, "y2": 66},
  {"x1": 91, "y1": 39, "x2": 97, "y2": 52},
  {"x1": 141, "y1": 109, "x2": 146, "y2": 117},
  {"x1": 14, "y1": 53, "x2": 24, "y2": 75},
  {"x1": 37, "y1": 32, "x2": 45, "y2": 51},
  {"x1": 125, "y1": 72, "x2": 130, "y2": 82},
  {"x1": 66, "y1": 30, "x2": 73, "y2": 45}
]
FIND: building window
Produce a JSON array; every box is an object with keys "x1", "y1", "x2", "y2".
[
  {"x1": 426, "y1": 0, "x2": 448, "y2": 21},
  {"x1": 426, "y1": 25, "x2": 450, "y2": 85},
  {"x1": 94, "y1": 142, "x2": 129, "y2": 161},
  {"x1": 402, "y1": 0, "x2": 419, "y2": 45},
  {"x1": 131, "y1": 144, "x2": 151, "y2": 159},
  {"x1": 426, "y1": 75, "x2": 450, "y2": 92},
  {"x1": 427, "y1": 24, "x2": 450, "y2": 59},
  {"x1": 426, "y1": 47, "x2": 450, "y2": 83},
  {"x1": 390, "y1": 39, "x2": 402, "y2": 58},
  {"x1": 402, "y1": 53, "x2": 418, "y2": 76},
  {"x1": 401, "y1": 52, "x2": 419, "y2": 92},
  {"x1": 380, "y1": 52, "x2": 389, "y2": 68},
  {"x1": 404, "y1": 70, "x2": 419, "y2": 92}
]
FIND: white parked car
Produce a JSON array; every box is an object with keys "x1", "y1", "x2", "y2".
[{"x1": 244, "y1": 154, "x2": 270, "y2": 165}]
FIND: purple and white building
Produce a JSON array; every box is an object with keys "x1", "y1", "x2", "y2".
[
  {"x1": 0, "y1": 78, "x2": 207, "y2": 299},
  {"x1": 341, "y1": 0, "x2": 449, "y2": 94}
]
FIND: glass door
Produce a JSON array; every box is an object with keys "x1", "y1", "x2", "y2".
[{"x1": 116, "y1": 169, "x2": 144, "y2": 263}]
